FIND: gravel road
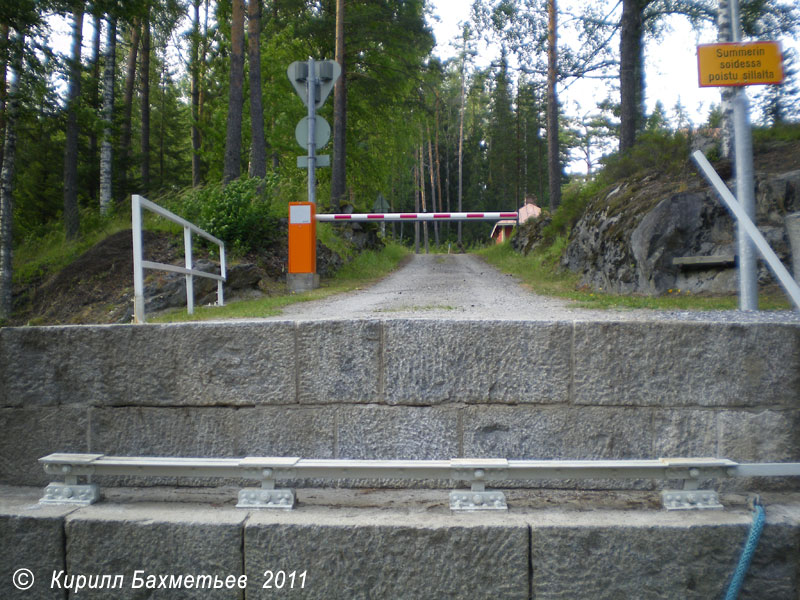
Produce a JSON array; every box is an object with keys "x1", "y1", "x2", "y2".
[{"x1": 272, "y1": 253, "x2": 800, "y2": 323}]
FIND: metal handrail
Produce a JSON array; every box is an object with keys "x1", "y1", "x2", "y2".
[
  {"x1": 38, "y1": 453, "x2": 800, "y2": 511},
  {"x1": 132, "y1": 194, "x2": 227, "y2": 323}
]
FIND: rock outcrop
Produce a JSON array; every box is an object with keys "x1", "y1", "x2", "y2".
[{"x1": 562, "y1": 169, "x2": 800, "y2": 295}]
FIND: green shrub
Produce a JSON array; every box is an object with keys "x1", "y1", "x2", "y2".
[
  {"x1": 598, "y1": 130, "x2": 691, "y2": 182},
  {"x1": 178, "y1": 177, "x2": 282, "y2": 255}
]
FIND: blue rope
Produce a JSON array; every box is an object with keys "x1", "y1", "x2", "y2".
[{"x1": 723, "y1": 501, "x2": 766, "y2": 600}]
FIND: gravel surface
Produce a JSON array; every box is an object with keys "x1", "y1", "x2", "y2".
[{"x1": 272, "y1": 253, "x2": 800, "y2": 323}]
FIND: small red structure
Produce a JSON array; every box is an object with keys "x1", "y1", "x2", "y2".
[{"x1": 490, "y1": 202, "x2": 541, "y2": 244}]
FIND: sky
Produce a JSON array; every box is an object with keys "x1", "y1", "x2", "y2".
[{"x1": 427, "y1": 0, "x2": 800, "y2": 171}]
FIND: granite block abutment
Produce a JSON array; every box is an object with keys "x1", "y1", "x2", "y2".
[{"x1": 1, "y1": 319, "x2": 798, "y2": 488}]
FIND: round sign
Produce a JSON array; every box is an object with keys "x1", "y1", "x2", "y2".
[{"x1": 295, "y1": 116, "x2": 331, "y2": 150}]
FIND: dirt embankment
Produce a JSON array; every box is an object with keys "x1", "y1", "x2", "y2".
[
  {"x1": 11, "y1": 230, "x2": 173, "y2": 326},
  {"x1": 9, "y1": 228, "x2": 291, "y2": 326}
]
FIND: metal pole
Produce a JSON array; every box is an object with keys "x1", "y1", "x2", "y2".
[
  {"x1": 307, "y1": 57, "x2": 317, "y2": 205},
  {"x1": 131, "y1": 195, "x2": 145, "y2": 323},
  {"x1": 730, "y1": 0, "x2": 758, "y2": 310},
  {"x1": 184, "y1": 226, "x2": 194, "y2": 315},
  {"x1": 218, "y1": 244, "x2": 226, "y2": 307}
]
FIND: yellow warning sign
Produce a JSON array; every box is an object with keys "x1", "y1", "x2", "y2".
[{"x1": 697, "y1": 41, "x2": 784, "y2": 87}]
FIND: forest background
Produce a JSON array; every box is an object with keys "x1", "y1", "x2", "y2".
[{"x1": 0, "y1": 0, "x2": 799, "y2": 321}]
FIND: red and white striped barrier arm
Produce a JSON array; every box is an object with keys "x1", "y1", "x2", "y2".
[{"x1": 315, "y1": 212, "x2": 519, "y2": 222}]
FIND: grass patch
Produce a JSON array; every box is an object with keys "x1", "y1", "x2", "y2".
[
  {"x1": 316, "y1": 222, "x2": 356, "y2": 261},
  {"x1": 479, "y1": 240, "x2": 792, "y2": 311},
  {"x1": 151, "y1": 241, "x2": 410, "y2": 322},
  {"x1": 15, "y1": 209, "x2": 125, "y2": 284},
  {"x1": 12, "y1": 201, "x2": 185, "y2": 286},
  {"x1": 753, "y1": 121, "x2": 800, "y2": 144}
]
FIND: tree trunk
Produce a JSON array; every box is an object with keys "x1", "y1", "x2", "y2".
[
  {"x1": 99, "y1": 15, "x2": 116, "y2": 214},
  {"x1": 140, "y1": 5, "x2": 151, "y2": 194},
  {"x1": 63, "y1": 4, "x2": 84, "y2": 240},
  {"x1": 420, "y1": 142, "x2": 429, "y2": 253},
  {"x1": 457, "y1": 35, "x2": 467, "y2": 246},
  {"x1": 140, "y1": 8, "x2": 151, "y2": 191},
  {"x1": 199, "y1": 0, "x2": 210, "y2": 168},
  {"x1": 427, "y1": 126, "x2": 438, "y2": 246},
  {"x1": 546, "y1": 0, "x2": 561, "y2": 211},
  {"x1": 331, "y1": 0, "x2": 346, "y2": 210},
  {"x1": 619, "y1": 0, "x2": 644, "y2": 153},
  {"x1": 0, "y1": 32, "x2": 23, "y2": 320},
  {"x1": 223, "y1": 0, "x2": 245, "y2": 183},
  {"x1": 120, "y1": 18, "x2": 141, "y2": 197},
  {"x1": 159, "y1": 60, "x2": 167, "y2": 189},
  {"x1": 413, "y1": 161, "x2": 419, "y2": 254},
  {"x1": 248, "y1": 0, "x2": 267, "y2": 178},
  {"x1": 717, "y1": 0, "x2": 735, "y2": 158},
  {"x1": 516, "y1": 86, "x2": 521, "y2": 206},
  {"x1": 0, "y1": 24, "x2": 9, "y2": 172},
  {"x1": 88, "y1": 13, "x2": 101, "y2": 203},
  {"x1": 191, "y1": 0, "x2": 202, "y2": 186},
  {"x1": 434, "y1": 102, "x2": 444, "y2": 237}
]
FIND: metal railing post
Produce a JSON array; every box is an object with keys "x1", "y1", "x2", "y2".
[
  {"x1": 184, "y1": 226, "x2": 194, "y2": 315},
  {"x1": 132, "y1": 195, "x2": 146, "y2": 324},
  {"x1": 218, "y1": 245, "x2": 226, "y2": 307}
]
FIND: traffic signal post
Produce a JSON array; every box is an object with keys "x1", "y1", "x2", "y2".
[{"x1": 286, "y1": 58, "x2": 340, "y2": 292}]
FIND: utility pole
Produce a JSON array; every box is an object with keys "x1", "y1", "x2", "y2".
[{"x1": 730, "y1": 0, "x2": 758, "y2": 310}]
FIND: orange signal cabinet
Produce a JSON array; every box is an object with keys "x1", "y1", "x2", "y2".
[{"x1": 288, "y1": 202, "x2": 317, "y2": 274}]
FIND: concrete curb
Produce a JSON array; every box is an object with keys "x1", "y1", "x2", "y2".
[{"x1": 1, "y1": 486, "x2": 799, "y2": 599}]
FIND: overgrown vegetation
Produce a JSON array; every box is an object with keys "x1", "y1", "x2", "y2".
[
  {"x1": 479, "y1": 240, "x2": 791, "y2": 311},
  {"x1": 598, "y1": 130, "x2": 693, "y2": 183},
  {"x1": 11, "y1": 201, "x2": 179, "y2": 286}
]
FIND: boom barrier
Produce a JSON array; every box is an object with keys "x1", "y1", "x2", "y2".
[
  {"x1": 315, "y1": 211, "x2": 519, "y2": 222},
  {"x1": 287, "y1": 203, "x2": 521, "y2": 291}
]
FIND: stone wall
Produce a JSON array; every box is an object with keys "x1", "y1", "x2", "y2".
[{"x1": 1, "y1": 319, "x2": 798, "y2": 490}]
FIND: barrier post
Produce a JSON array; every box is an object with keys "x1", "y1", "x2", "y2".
[{"x1": 287, "y1": 202, "x2": 319, "y2": 292}]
